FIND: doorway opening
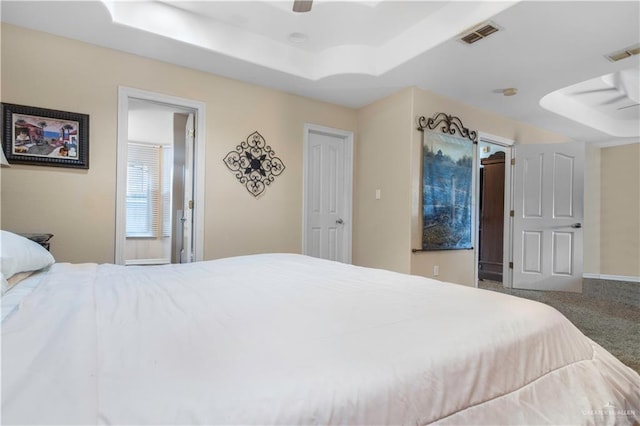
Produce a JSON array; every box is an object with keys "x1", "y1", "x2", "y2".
[
  {"x1": 477, "y1": 143, "x2": 506, "y2": 282},
  {"x1": 474, "y1": 133, "x2": 513, "y2": 288},
  {"x1": 115, "y1": 87, "x2": 206, "y2": 265}
]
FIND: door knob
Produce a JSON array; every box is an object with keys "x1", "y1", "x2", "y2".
[
  {"x1": 571, "y1": 223, "x2": 582, "y2": 229},
  {"x1": 336, "y1": 218, "x2": 344, "y2": 225}
]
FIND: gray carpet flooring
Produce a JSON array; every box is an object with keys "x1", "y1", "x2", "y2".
[{"x1": 478, "y1": 280, "x2": 640, "y2": 374}]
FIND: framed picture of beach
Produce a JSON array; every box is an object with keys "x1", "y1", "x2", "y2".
[{"x1": 1, "y1": 103, "x2": 89, "y2": 169}]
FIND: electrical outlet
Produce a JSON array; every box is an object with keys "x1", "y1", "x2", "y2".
[{"x1": 433, "y1": 265, "x2": 439, "y2": 276}]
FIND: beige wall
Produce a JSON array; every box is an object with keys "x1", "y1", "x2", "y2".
[
  {"x1": 600, "y1": 143, "x2": 640, "y2": 277},
  {"x1": 410, "y1": 88, "x2": 573, "y2": 285},
  {"x1": 353, "y1": 88, "x2": 414, "y2": 273},
  {"x1": 355, "y1": 87, "x2": 577, "y2": 285},
  {"x1": 355, "y1": 85, "x2": 635, "y2": 284},
  {"x1": 2, "y1": 25, "x2": 636, "y2": 281},
  {"x1": 0, "y1": 24, "x2": 357, "y2": 263},
  {"x1": 583, "y1": 144, "x2": 601, "y2": 274}
]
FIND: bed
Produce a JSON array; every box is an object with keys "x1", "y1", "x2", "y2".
[{"x1": 1, "y1": 231, "x2": 639, "y2": 425}]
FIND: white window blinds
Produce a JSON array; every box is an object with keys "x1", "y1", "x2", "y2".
[
  {"x1": 161, "y1": 146, "x2": 173, "y2": 237},
  {"x1": 126, "y1": 143, "x2": 172, "y2": 238}
]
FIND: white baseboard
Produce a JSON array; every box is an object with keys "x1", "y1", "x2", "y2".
[
  {"x1": 125, "y1": 258, "x2": 171, "y2": 266},
  {"x1": 583, "y1": 273, "x2": 640, "y2": 283}
]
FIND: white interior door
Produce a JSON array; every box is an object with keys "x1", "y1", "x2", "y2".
[
  {"x1": 512, "y1": 142, "x2": 584, "y2": 292},
  {"x1": 180, "y1": 113, "x2": 194, "y2": 263},
  {"x1": 303, "y1": 125, "x2": 353, "y2": 263}
]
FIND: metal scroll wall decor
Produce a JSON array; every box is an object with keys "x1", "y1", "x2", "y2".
[
  {"x1": 415, "y1": 113, "x2": 477, "y2": 251},
  {"x1": 417, "y1": 112, "x2": 478, "y2": 144},
  {"x1": 223, "y1": 131, "x2": 285, "y2": 197}
]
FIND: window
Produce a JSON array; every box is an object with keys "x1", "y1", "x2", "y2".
[
  {"x1": 126, "y1": 143, "x2": 172, "y2": 237},
  {"x1": 161, "y1": 146, "x2": 173, "y2": 237}
]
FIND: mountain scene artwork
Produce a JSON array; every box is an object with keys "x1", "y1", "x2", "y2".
[{"x1": 422, "y1": 131, "x2": 473, "y2": 250}]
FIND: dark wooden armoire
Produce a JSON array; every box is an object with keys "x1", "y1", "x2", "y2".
[{"x1": 478, "y1": 151, "x2": 505, "y2": 282}]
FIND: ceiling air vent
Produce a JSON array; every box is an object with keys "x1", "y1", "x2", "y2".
[
  {"x1": 606, "y1": 44, "x2": 640, "y2": 62},
  {"x1": 459, "y1": 22, "x2": 500, "y2": 45}
]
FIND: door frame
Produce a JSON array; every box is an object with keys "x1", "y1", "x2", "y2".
[
  {"x1": 115, "y1": 86, "x2": 206, "y2": 265},
  {"x1": 474, "y1": 132, "x2": 514, "y2": 288},
  {"x1": 302, "y1": 123, "x2": 354, "y2": 263}
]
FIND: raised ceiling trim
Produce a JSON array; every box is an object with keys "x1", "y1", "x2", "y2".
[
  {"x1": 101, "y1": 0, "x2": 518, "y2": 81},
  {"x1": 540, "y1": 69, "x2": 640, "y2": 138}
]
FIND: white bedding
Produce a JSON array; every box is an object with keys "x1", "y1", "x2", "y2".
[
  {"x1": 1, "y1": 268, "x2": 48, "y2": 322},
  {"x1": 2, "y1": 254, "x2": 639, "y2": 425}
]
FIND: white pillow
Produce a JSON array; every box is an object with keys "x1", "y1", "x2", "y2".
[{"x1": 0, "y1": 231, "x2": 55, "y2": 285}]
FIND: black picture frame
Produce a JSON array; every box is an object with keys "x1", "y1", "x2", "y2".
[{"x1": 2, "y1": 103, "x2": 89, "y2": 169}]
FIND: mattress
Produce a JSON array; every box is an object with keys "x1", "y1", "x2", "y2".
[{"x1": 2, "y1": 254, "x2": 639, "y2": 425}]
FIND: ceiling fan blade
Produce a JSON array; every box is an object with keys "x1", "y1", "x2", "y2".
[
  {"x1": 293, "y1": 0, "x2": 313, "y2": 13},
  {"x1": 601, "y1": 94, "x2": 627, "y2": 105},
  {"x1": 617, "y1": 103, "x2": 640, "y2": 110},
  {"x1": 571, "y1": 87, "x2": 617, "y2": 95}
]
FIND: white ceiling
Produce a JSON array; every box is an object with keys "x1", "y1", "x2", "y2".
[{"x1": 2, "y1": 0, "x2": 639, "y2": 145}]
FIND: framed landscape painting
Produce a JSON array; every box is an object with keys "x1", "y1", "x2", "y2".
[
  {"x1": 2, "y1": 103, "x2": 89, "y2": 169},
  {"x1": 421, "y1": 130, "x2": 473, "y2": 250}
]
